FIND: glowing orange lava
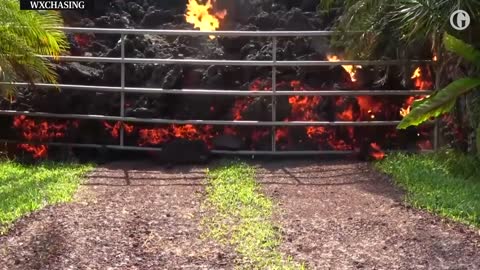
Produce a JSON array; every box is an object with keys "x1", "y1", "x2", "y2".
[
  {"x1": 13, "y1": 115, "x2": 78, "y2": 158},
  {"x1": 103, "y1": 121, "x2": 134, "y2": 138},
  {"x1": 185, "y1": 0, "x2": 227, "y2": 39},
  {"x1": 370, "y1": 143, "x2": 385, "y2": 160},
  {"x1": 327, "y1": 54, "x2": 362, "y2": 82}
]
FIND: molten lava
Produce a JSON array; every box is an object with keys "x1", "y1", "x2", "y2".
[
  {"x1": 327, "y1": 54, "x2": 362, "y2": 82},
  {"x1": 13, "y1": 115, "x2": 78, "y2": 158},
  {"x1": 103, "y1": 121, "x2": 134, "y2": 138},
  {"x1": 185, "y1": 0, "x2": 227, "y2": 39},
  {"x1": 370, "y1": 143, "x2": 385, "y2": 160},
  {"x1": 138, "y1": 125, "x2": 215, "y2": 148}
]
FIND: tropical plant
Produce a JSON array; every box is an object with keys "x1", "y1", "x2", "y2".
[
  {"x1": 0, "y1": 0, "x2": 69, "y2": 96},
  {"x1": 398, "y1": 33, "x2": 480, "y2": 153},
  {"x1": 319, "y1": 0, "x2": 480, "y2": 59},
  {"x1": 320, "y1": 0, "x2": 480, "y2": 153},
  {"x1": 398, "y1": 34, "x2": 480, "y2": 128}
]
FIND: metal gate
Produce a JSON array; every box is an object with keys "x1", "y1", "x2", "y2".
[{"x1": 0, "y1": 27, "x2": 435, "y2": 155}]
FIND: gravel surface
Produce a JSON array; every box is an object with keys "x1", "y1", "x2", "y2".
[
  {"x1": 0, "y1": 161, "x2": 235, "y2": 270},
  {"x1": 1, "y1": 159, "x2": 479, "y2": 270},
  {"x1": 257, "y1": 160, "x2": 480, "y2": 270}
]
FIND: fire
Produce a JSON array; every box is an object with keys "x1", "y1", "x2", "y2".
[
  {"x1": 400, "y1": 97, "x2": 415, "y2": 118},
  {"x1": 327, "y1": 54, "x2": 362, "y2": 82},
  {"x1": 411, "y1": 67, "x2": 433, "y2": 90},
  {"x1": 399, "y1": 66, "x2": 434, "y2": 118},
  {"x1": 185, "y1": 0, "x2": 227, "y2": 39}
]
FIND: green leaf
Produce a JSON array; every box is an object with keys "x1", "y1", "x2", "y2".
[
  {"x1": 444, "y1": 33, "x2": 480, "y2": 68},
  {"x1": 398, "y1": 78, "x2": 480, "y2": 129}
]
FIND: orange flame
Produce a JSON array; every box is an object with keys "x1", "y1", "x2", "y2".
[
  {"x1": 327, "y1": 54, "x2": 362, "y2": 82},
  {"x1": 401, "y1": 65, "x2": 433, "y2": 120},
  {"x1": 185, "y1": 0, "x2": 227, "y2": 39},
  {"x1": 411, "y1": 67, "x2": 433, "y2": 90}
]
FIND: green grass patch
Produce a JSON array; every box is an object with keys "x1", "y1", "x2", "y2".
[
  {"x1": 376, "y1": 150, "x2": 480, "y2": 227},
  {"x1": 203, "y1": 162, "x2": 305, "y2": 269},
  {"x1": 0, "y1": 160, "x2": 93, "y2": 233}
]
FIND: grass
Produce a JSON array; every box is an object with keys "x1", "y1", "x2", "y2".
[
  {"x1": 0, "y1": 160, "x2": 93, "y2": 233},
  {"x1": 376, "y1": 150, "x2": 480, "y2": 227},
  {"x1": 203, "y1": 162, "x2": 306, "y2": 269}
]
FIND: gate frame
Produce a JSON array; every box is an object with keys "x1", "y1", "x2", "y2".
[{"x1": 0, "y1": 27, "x2": 435, "y2": 155}]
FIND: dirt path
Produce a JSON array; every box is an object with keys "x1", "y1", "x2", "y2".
[
  {"x1": 258, "y1": 160, "x2": 480, "y2": 269},
  {"x1": 0, "y1": 161, "x2": 235, "y2": 270},
  {"x1": 1, "y1": 160, "x2": 479, "y2": 269}
]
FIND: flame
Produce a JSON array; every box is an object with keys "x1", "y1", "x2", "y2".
[
  {"x1": 400, "y1": 65, "x2": 437, "y2": 118},
  {"x1": 433, "y1": 55, "x2": 438, "y2": 62},
  {"x1": 411, "y1": 67, "x2": 433, "y2": 90},
  {"x1": 327, "y1": 54, "x2": 362, "y2": 82},
  {"x1": 185, "y1": 0, "x2": 227, "y2": 39}
]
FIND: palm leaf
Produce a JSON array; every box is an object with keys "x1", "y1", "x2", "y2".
[
  {"x1": 398, "y1": 78, "x2": 480, "y2": 129},
  {"x1": 444, "y1": 33, "x2": 480, "y2": 67},
  {"x1": 0, "y1": 0, "x2": 68, "y2": 95}
]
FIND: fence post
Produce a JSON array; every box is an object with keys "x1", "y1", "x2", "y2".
[
  {"x1": 120, "y1": 34, "x2": 126, "y2": 147},
  {"x1": 433, "y1": 45, "x2": 441, "y2": 151},
  {"x1": 271, "y1": 37, "x2": 277, "y2": 152}
]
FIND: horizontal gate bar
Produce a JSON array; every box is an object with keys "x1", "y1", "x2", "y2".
[
  {"x1": 1, "y1": 139, "x2": 434, "y2": 155},
  {"x1": 1, "y1": 83, "x2": 433, "y2": 96},
  {"x1": 0, "y1": 110, "x2": 413, "y2": 126},
  {"x1": 40, "y1": 55, "x2": 432, "y2": 66},
  {"x1": 57, "y1": 27, "x2": 349, "y2": 37}
]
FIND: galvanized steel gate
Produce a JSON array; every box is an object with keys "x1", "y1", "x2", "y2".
[{"x1": 0, "y1": 28, "x2": 436, "y2": 155}]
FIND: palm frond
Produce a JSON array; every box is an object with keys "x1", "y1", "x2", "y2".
[{"x1": 0, "y1": 0, "x2": 68, "y2": 95}]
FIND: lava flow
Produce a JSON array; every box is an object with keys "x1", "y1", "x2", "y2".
[
  {"x1": 13, "y1": 115, "x2": 78, "y2": 158},
  {"x1": 185, "y1": 0, "x2": 227, "y2": 39},
  {"x1": 138, "y1": 124, "x2": 215, "y2": 148}
]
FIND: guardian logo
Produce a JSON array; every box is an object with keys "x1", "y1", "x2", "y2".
[
  {"x1": 20, "y1": 0, "x2": 94, "y2": 10},
  {"x1": 450, "y1": 10, "x2": 471, "y2": 31}
]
